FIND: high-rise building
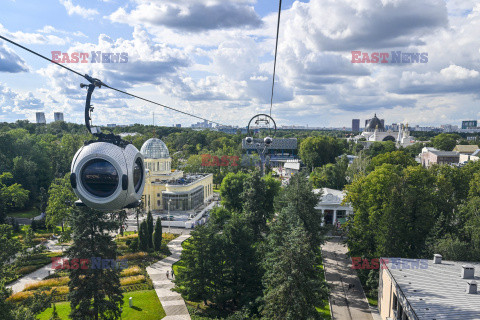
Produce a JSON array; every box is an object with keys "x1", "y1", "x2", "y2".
[
  {"x1": 462, "y1": 120, "x2": 477, "y2": 129},
  {"x1": 352, "y1": 119, "x2": 360, "y2": 132},
  {"x1": 54, "y1": 112, "x2": 64, "y2": 122},
  {"x1": 175, "y1": 124, "x2": 181, "y2": 128},
  {"x1": 36, "y1": 112, "x2": 46, "y2": 124}
]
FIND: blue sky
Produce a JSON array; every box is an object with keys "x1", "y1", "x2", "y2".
[{"x1": 1, "y1": 0, "x2": 479, "y2": 128}]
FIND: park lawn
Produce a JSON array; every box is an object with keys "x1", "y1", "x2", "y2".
[
  {"x1": 8, "y1": 208, "x2": 39, "y2": 219},
  {"x1": 367, "y1": 297, "x2": 378, "y2": 306},
  {"x1": 172, "y1": 260, "x2": 186, "y2": 276},
  {"x1": 36, "y1": 290, "x2": 165, "y2": 320},
  {"x1": 316, "y1": 304, "x2": 331, "y2": 319}
]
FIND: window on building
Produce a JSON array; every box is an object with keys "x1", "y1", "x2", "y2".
[
  {"x1": 393, "y1": 293, "x2": 398, "y2": 310},
  {"x1": 163, "y1": 186, "x2": 204, "y2": 211},
  {"x1": 337, "y1": 210, "x2": 346, "y2": 219},
  {"x1": 157, "y1": 200, "x2": 160, "y2": 206},
  {"x1": 157, "y1": 193, "x2": 160, "y2": 197}
]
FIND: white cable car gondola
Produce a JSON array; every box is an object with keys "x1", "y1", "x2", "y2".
[{"x1": 70, "y1": 76, "x2": 145, "y2": 211}]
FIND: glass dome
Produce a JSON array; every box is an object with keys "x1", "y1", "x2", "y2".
[{"x1": 140, "y1": 138, "x2": 170, "y2": 159}]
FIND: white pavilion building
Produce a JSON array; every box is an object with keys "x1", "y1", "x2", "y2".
[{"x1": 314, "y1": 188, "x2": 354, "y2": 226}]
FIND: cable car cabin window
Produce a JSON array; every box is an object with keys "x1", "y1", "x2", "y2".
[
  {"x1": 133, "y1": 158, "x2": 143, "y2": 193},
  {"x1": 81, "y1": 159, "x2": 119, "y2": 197}
]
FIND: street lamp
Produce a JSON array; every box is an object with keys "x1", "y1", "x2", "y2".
[{"x1": 168, "y1": 199, "x2": 172, "y2": 234}]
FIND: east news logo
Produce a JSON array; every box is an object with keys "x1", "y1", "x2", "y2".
[
  {"x1": 51, "y1": 51, "x2": 128, "y2": 63},
  {"x1": 351, "y1": 51, "x2": 428, "y2": 63}
]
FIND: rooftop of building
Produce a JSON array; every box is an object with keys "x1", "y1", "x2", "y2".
[
  {"x1": 167, "y1": 173, "x2": 212, "y2": 186},
  {"x1": 383, "y1": 257, "x2": 480, "y2": 320},
  {"x1": 453, "y1": 145, "x2": 479, "y2": 153},
  {"x1": 430, "y1": 150, "x2": 460, "y2": 157},
  {"x1": 365, "y1": 114, "x2": 385, "y2": 132},
  {"x1": 242, "y1": 137, "x2": 297, "y2": 150},
  {"x1": 313, "y1": 188, "x2": 347, "y2": 205},
  {"x1": 140, "y1": 138, "x2": 170, "y2": 159}
]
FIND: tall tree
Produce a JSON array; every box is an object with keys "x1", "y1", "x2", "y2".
[
  {"x1": 299, "y1": 136, "x2": 345, "y2": 171},
  {"x1": 153, "y1": 217, "x2": 163, "y2": 252},
  {"x1": 146, "y1": 211, "x2": 154, "y2": 249},
  {"x1": 219, "y1": 215, "x2": 262, "y2": 310},
  {"x1": 310, "y1": 155, "x2": 349, "y2": 189},
  {"x1": 431, "y1": 133, "x2": 460, "y2": 151},
  {"x1": 262, "y1": 210, "x2": 327, "y2": 320},
  {"x1": 67, "y1": 207, "x2": 123, "y2": 320},
  {"x1": 262, "y1": 173, "x2": 281, "y2": 217},
  {"x1": 45, "y1": 173, "x2": 76, "y2": 233},
  {"x1": 277, "y1": 173, "x2": 323, "y2": 252},
  {"x1": 175, "y1": 224, "x2": 216, "y2": 304},
  {"x1": 138, "y1": 220, "x2": 148, "y2": 251},
  {"x1": 0, "y1": 172, "x2": 29, "y2": 223},
  {"x1": 220, "y1": 172, "x2": 248, "y2": 212},
  {"x1": 241, "y1": 171, "x2": 268, "y2": 239}
]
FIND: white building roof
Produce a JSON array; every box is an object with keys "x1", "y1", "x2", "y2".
[
  {"x1": 314, "y1": 188, "x2": 346, "y2": 205},
  {"x1": 383, "y1": 258, "x2": 480, "y2": 320}
]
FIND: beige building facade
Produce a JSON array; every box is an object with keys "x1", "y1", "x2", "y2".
[{"x1": 140, "y1": 138, "x2": 213, "y2": 212}]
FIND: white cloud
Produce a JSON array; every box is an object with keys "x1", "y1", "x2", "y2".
[
  {"x1": 0, "y1": 23, "x2": 67, "y2": 45},
  {"x1": 0, "y1": 43, "x2": 28, "y2": 73},
  {"x1": 107, "y1": 0, "x2": 261, "y2": 31},
  {"x1": 60, "y1": 0, "x2": 99, "y2": 19}
]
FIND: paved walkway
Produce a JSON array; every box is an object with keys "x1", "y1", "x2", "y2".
[
  {"x1": 7, "y1": 262, "x2": 55, "y2": 294},
  {"x1": 7, "y1": 238, "x2": 65, "y2": 294},
  {"x1": 146, "y1": 234, "x2": 191, "y2": 320},
  {"x1": 322, "y1": 238, "x2": 374, "y2": 320}
]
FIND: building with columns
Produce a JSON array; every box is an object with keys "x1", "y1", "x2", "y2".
[
  {"x1": 351, "y1": 114, "x2": 416, "y2": 147},
  {"x1": 140, "y1": 138, "x2": 213, "y2": 213},
  {"x1": 314, "y1": 188, "x2": 354, "y2": 226}
]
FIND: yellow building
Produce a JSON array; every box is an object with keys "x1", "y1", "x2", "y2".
[{"x1": 140, "y1": 138, "x2": 213, "y2": 212}]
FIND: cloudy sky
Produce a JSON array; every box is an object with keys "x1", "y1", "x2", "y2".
[{"x1": 0, "y1": 0, "x2": 479, "y2": 128}]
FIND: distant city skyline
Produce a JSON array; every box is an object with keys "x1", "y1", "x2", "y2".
[{"x1": 1, "y1": 1, "x2": 479, "y2": 128}]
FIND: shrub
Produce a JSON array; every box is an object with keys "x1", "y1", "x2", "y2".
[
  {"x1": 24, "y1": 277, "x2": 69, "y2": 291},
  {"x1": 17, "y1": 265, "x2": 38, "y2": 275},
  {"x1": 7, "y1": 291, "x2": 34, "y2": 302},
  {"x1": 117, "y1": 233, "x2": 138, "y2": 241},
  {"x1": 120, "y1": 266, "x2": 142, "y2": 277},
  {"x1": 162, "y1": 233, "x2": 177, "y2": 242},
  {"x1": 128, "y1": 238, "x2": 138, "y2": 252},
  {"x1": 118, "y1": 252, "x2": 148, "y2": 261},
  {"x1": 120, "y1": 275, "x2": 145, "y2": 286}
]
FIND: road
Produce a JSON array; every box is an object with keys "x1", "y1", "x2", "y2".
[{"x1": 322, "y1": 237, "x2": 375, "y2": 320}]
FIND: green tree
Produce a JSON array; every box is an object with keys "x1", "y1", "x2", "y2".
[
  {"x1": 0, "y1": 172, "x2": 29, "y2": 223},
  {"x1": 220, "y1": 172, "x2": 248, "y2": 212},
  {"x1": 138, "y1": 220, "x2": 148, "y2": 251},
  {"x1": 241, "y1": 171, "x2": 268, "y2": 239},
  {"x1": 67, "y1": 207, "x2": 123, "y2": 320},
  {"x1": 262, "y1": 173, "x2": 281, "y2": 217},
  {"x1": 45, "y1": 173, "x2": 76, "y2": 233},
  {"x1": 299, "y1": 136, "x2": 345, "y2": 171},
  {"x1": 368, "y1": 150, "x2": 416, "y2": 171},
  {"x1": 431, "y1": 133, "x2": 460, "y2": 151},
  {"x1": 262, "y1": 211, "x2": 327, "y2": 320},
  {"x1": 277, "y1": 173, "x2": 323, "y2": 252},
  {"x1": 175, "y1": 225, "x2": 216, "y2": 304},
  {"x1": 345, "y1": 164, "x2": 436, "y2": 259},
  {"x1": 146, "y1": 211, "x2": 154, "y2": 249},
  {"x1": 366, "y1": 141, "x2": 396, "y2": 158},
  {"x1": 219, "y1": 215, "x2": 262, "y2": 310},
  {"x1": 153, "y1": 217, "x2": 163, "y2": 251},
  {"x1": 0, "y1": 224, "x2": 21, "y2": 319},
  {"x1": 310, "y1": 156, "x2": 349, "y2": 189}
]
